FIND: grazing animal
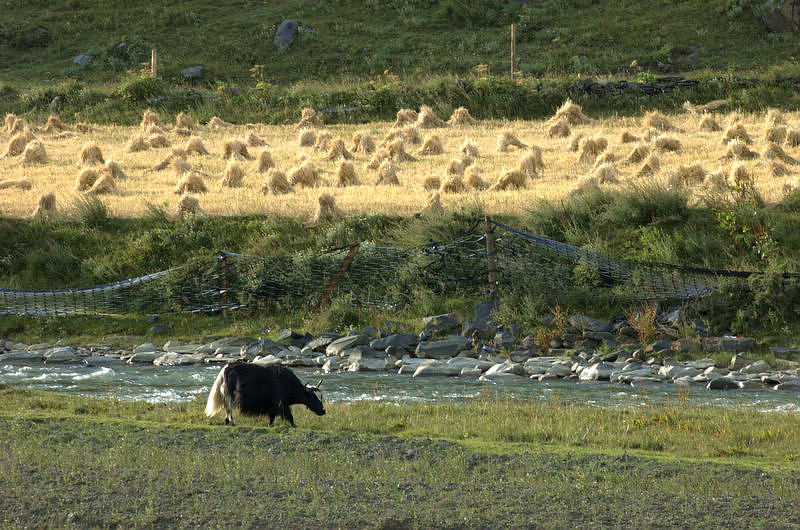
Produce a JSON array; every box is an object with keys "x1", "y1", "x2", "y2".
[{"x1": 205, "y1": 363, "x2": 325, "y2": 427}]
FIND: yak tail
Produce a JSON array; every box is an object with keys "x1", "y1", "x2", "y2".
[{"x1": 205, "y1": 365, "x2": 227, "y2": 418}]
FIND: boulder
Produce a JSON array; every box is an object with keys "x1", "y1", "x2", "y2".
[
  {"x1": 274, "y1": 20, "x2": 299, "y2": 48},
  {"x1": 326, "y1": 334, "x2": 370, "y2": 356},
  {"x1": 729, "y1": 353, "x2": 754, "y2": 371},
  {"x1": 484, "y1": 360, "x2": 525, "y2": 376},
  {"x1": 421, "y1": 313, "x2": 461, "y2": 334},
  {"x1": 252, "y1": 355, "x2": 283, "y2": 367},
  {"x1": 706, "y1": 376, "x2": 743, "y2": 390},
  {"x1": 73, "y1": 54, "x2": 94, "y2": 65},
  {"x1": 739, "y1": 359, "x2": 771, "y2": 375},
  {"x1": 242, "y1": 338, "x2": 288, "y2": 359},
  {"x1": 461, "y1": 320, "x2": 496, "y2": 340},
  {"x1": 321, "y1": 357, "x2": 341, "y2": 373},
  {"x1": 348, "y1": 358, "x2": 387, "y2": 372},
  {"x1": 568, "y1": 315, "x2": 610, "y2": 332},
  {"x1": 578, "y1": 361, "x2": 616, "y2": 381},
  {"x1": 134, "y1": 343, "x2": 158, "y2": 353},
  {"x1": 370, "y1": 333, "x2": 418, "y2": 352},
  {"x1": 153, "y1": 352, "x2": 203, "y2": 366},
  {"x1": 415, "y1": 336, "x2": 469, "y2": 359},
  {"x1": 126, "y1": 351, "x2": 159, "y2": 363},
  {"x1": 43, "y1": 346, "x2": 76, "y2": 363},
  {"x1": 770, "y1": 347, "x2": 800, "y2": 361},
  {"x1": 306, "y1": 333, "x2": 340, "y2": 352},
  {"x1": 493, "y1": 329, "x2": 516, "y2": 349},
  {"x1": 181, "y1": 65, "x2": 204, "y2": 80},
  {"x1": 413, "y1": 360, "x2": 460, "y2": 377}
]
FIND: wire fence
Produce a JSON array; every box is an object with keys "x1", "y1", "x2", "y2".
[{"x1": 0, "y1": 218, "x2": 774, "y2": 317}]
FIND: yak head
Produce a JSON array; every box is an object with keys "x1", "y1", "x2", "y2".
[{"x1": 305, "y1": 379, "x2": 326, "y2": 416}]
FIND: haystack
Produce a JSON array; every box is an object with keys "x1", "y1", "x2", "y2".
[
  {"x1": 175, "y1": 112, "x2": 197, "y2": 130},
  {"x1": 376, "y1": 160, "x2": 400, "y2": 186},
  {"x1": 103, "y1": 160, "x2": 128, "y2": 180},
  {"x1": 497, "y1": 131, "x2": 527, "y2": 152},
  {"x1": 547, "y1": 119, "x2": 571, "y2": 138},
  {"x1": 619, "y1": 130, "x2": 639, "y2": 144},
  {"x1": 786, "y1": 128, "x2": 800, "y2": 147},
  {"x1": 447, "y1": 107, "x2": 477, "y2": 126},
  {"x1": 20, "y1": 140, "x2": 48, "y2": 165},
  {"x1": 489, "y1": 169, "x2": 526, "y2": 191},
  {"x1": 392, "y1": 109, "x2": 418, "y2": 129},
  {"x1": 459, "y1": 138, "x2": 479, "y2": 158},
  {"x1": 591, "y1": 163, "x2": 619, "y2": 184},
  {"x1": 352, "y1": 132, "x2": 376, "y2": 155},
  {"x1": 223, "y1": 139, "x2": 252, "y2": 160},
  {"x1": 593, "y1": 150, "x2": 616, "y2": 168},
  {"x1": 176, "y1": 194, "x2": 201, "y2": 217},
  {"x1": 415, "y1": 105, "x2": 445, "y2": 128},
  {"x1": 446, "y1": 158, "x2": 466, "y2": 177},
  {"x1": 549, "y1": 99, "x2": 591, "y2": 125},
  {"x1": 175, "y1": 172, "x2": 207, "y2": 194},
  {"x1": 289, "y1": 161, "x2": 322, "y2": 187},
  {"x1": 79, "y1": 143, "x2": 104, "y2": 166},
  {"x1": 722, "y1": 123, "x2": 752, "y2": 144},
  {"x1": 642, "y1": 111, "x2": 677, "y2": 132},
  {"x1": 31, "y1": 192, "x2": 56, "y2": 219},
  {"x1": 299, "y1": 129, "x2": 317, "y2": 147},
  {"x1": 147, "y1": 133, "x2": 171, "y2": 149},
  {"x1": 763, "y1": 142, "x2": 799, "y2": 165},
  {"x1": 3, "y1": 133, "x2": 28, "y2": 158},
  {"x1": 766, "y1": 108, "x2": 787, "y2": 127},
  {"x1": 768, "y1": 160, "x2": 792, "y2": 178},
  {"x1": 419, "y1": 135, "x2": 444, "y2": 156},
  {"x1": 313, "y1": 131, "x2": 333, "y2": 152},
  {"x1": 636, "y1": 154, "x2": 660, "y2": 178},
  {"x1": 9, "y1": 117, "x2": 27, "y2": 135},
  {"x1": 172, "y1": 156, "x2": 192, "y2": 177},
  {"x1": 264, "y1": 168, "x2": 293, "y2": 195},
  {"x1": 367, "y1": 148, "x2": 391, "y2": 169},
  {"x1": 246, "y1": 131, "x2": 267, "y2": 147},
  {"x1": 519, "y1": 152, "x2": 543, "y2": 178},
  {"x1": 304, "y1": 193, "x2": 343, "y2": 227},
  {"x1": 257, "y1": 149, "x2": 275, "y2": 172},
  {"x1": 765, "y1": 124, "x2": 788, "y2": 145},
  {"x1": 140, "y1": 109, "x2": 161, "y2": 130},
  {"x1": 3, "y1": 113, "x2": 17, "y2": 134},
  {"x1": 296, "y1": 107, "x2": 323, "y2": 128},
  {"x1": 145, "y1": 124, "x2": 166, "y2": 137},
  {"x1": 185, "y1": 137, "x2": 209, "y2": 156},
  {"x1": 730, "y1": 163, "x2": 752, "y2": 188},
  {"x1": 703, "y1": 167, "x2": 727, "y2": 189},
  {"x1": 0, "y1": 178, "x2": 32, "y2": 190},
  {"x1": 423, "y1": 191, "x2": 444, "y2": 214},
  {"x1": 125, "y1": 135, "x2": 149, "y2": 153},
  {"x1": 74, "y1": 122, "x2": 90, "y2": 133},
  {"x1": 465, "y1": 166, "x2": 488, "y2": 190},
  {"x1": 88, "y1": 174, "x2": 117, "y2": 195},
  {"x1": 74, "y1": 169, "x2": 99, "y2": 192},
  {"x1": 682, "y1": 99, "x2": 728, "y2": 114},
  {"x1": 624, "y1": 143, "x2": 650, "y2": 165},
  {"x1": 699, "y1": 115, "x2": 722, "y2": 132},
  {"x1": 578, "y1": 137, "x2": 608, "y2": 164},
  {"x1": 323, "y1": 138, "x2": 355, "y2": 161},
  {"x1": 389, "y1": 139, "x2": 416, "y2": 162},
  {"x1": 208, "y1": 116, "x2": 232, "y2": 129},
  {"x1": 220, "y1": 161, "x2": 245, "y2": 188},
  {"x1": 422, "y1": 176, "x2": 441, "y2": 191},
  {"x1": 335, "y1": 160, "x2": 359, "y2": 187},
  {"x1": 669, "y1": 164, "x2": 706, "y2": 187},
  {"x1": 568, "y1": 133, "x2": 585, "y2": 152},
  {"x1": 653, "y1": 135, "x2": 681, "y2": 152},
  {"x1": 460, "y1": 153, "x2": 475, "y2": 168},
  {"x1": 724, "y1": 139, "x2": 759, "y2": 160},
  {"x1": 42, "y1": 115, "x2": 66, "y2": 133},
  {"x1": 440, "y1": 175, "x2": 467, "y2": 193}
]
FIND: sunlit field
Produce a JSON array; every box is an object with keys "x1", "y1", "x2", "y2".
[{"x1": 1, "y1": 103, "x2": 797, "y2": 220}]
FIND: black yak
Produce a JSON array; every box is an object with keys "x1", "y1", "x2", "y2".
[{"x1": 205, "y1": 363, "x2": 325, "y2": 427}]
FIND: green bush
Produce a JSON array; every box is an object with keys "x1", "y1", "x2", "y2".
[{"x1": 112, "y1": 74, "x2": 167, "y2": 102}]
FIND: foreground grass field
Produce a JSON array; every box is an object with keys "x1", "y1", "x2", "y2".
[{"x1": 1, "y1": 387, "x2": 798, "y2": 527}]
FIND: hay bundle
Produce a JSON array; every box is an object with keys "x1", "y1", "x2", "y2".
[
  {"x1": 465, "y1": 166, "x2": 488, "y2": 190},
  {"x1": 80, "y1": 143, "x2": 104, "y2": 166},
  {"x1": 766, "y1": 108, "x2": 787, "y2": 127},
  {"x1": 653, "y1": 135, "x2": 681, "y2": 152},
  {"x1": 9, "y1": 117, "x2": 27, "y2": 135},
  {"x1": 402, "y1": 125, "x2": 421, "y2": 145},
  {"x1": 0, "y1": 178, "x2": 32, "y2": 190},
  {"x1": 459, "y1": 138, "x2": 479, "y2": 158},
  {"x1": 2, "y1": 133, "x2": 28, "y2": 158},
  {"x1": 335, "y1": 160, "x2": 359, "y2": 187},
  {"x1": 176, "y1": 194, "x2": 201, "y2": 216},
  {"x1": 642, "y1": 111, "x2": 677, "y2": 132},
  {"x1": 392, "y1": 109, "x2": 418, "y2": 129},
  {"x1": 415, "y1": 105, "x2": 445, "y2": 128},
  {"x1": 593, "y1": 150, "x2": 616, "y2": 168},
  {"x1": 682, "y1": 99, "x2": 728, "y2": 114},
  {"x1": 256, "y1": 149, "x2": 275, "y2": 172},
  {"x1": 578, "y1": 136, "x2": 608, "y2": 164},
  {"x1": 730, "y1": 163, "x2": 753, "y2": 189},
  {"x1": 103, "y1": 159, "x2": 127, "y2": 180},
  {"x1": 146, "y1": 152, "x2": 177, "y2": 172},
  {"x1": 489, "y1": 169, "x2": 526, "y2": 191},
  {"x1": 768, "y1": 160, "x2": 792, "y2": 178},
  {"x1": 88, "y1": 174, "x2": 117, "y2": 195},
  {"x1": 624, "y1": 143, "x2": 650, "y2": 165},
  {"x1": 140, "y1": 109, "x2": 161, "y2": 130},
  {"x1": 670, "y1": 164, "x2": 706, "y2": 187},
  {"x1": 145, "y1": 124, "x2": 166, "y2": 137},
  {"x1": 54, "y1": 131, "x2": 79, "y2": 140},
  {"x1": 763, "y1": 142, "x2": 799, "y2": 165},
  {"x1": 74, "y1": 122, "x2": 90, "y2": 133},
  {"x1": 446, "y1": 158, "x2": 466, "y2": 177},
  {"x1": 419, "y1": 135, "x2": 444, "y2": 155},
  {"x1": 172, "y1": 156, "x2": 192, "y2": 177},
  {"x1": 289, "y1": 161, "x2": 322, "y2": 188},
  {"x1": 636, "y1": 154, "x2": 661, "y2": 178},
  {"x1": 19, "y1": 140, "x2": 47, "y2": 165},
  {"x1": 704, "y1": 167, "x2": 728, "y2": 189},
  {"x1": 447, "y1": 107, "x2": 477, "y2": 126},
  {"x1": 323, "y1": 138, "x2": 355, "y2": 161},
  {"x1": 568, "y1": 133, "x2": 586, "y2": 152},
  {"x1": 724, "y1": 139, "x2": 759, "y2": 160},
  {"x1": 519, "y1": 152, "x2": 543, "y2": 178},
  {"x1": 74, "y1": 169, "x2": 99, "y2": 192},
  {"x1": 351, "y1": 132, "x2": 376, "y2": 155},
  {"x1": 223, "y1": 139, "x2": 252, "y2": 160},
  {"x1": 264, "y1": 168, "x2": 293, "y2": 195},
  {"x1": 722, "y1": 123, "x2": 752, "y2": 144},
  {"x1": 184, "y1": 137, "x2": 209, "y2": 156},
  {"x1": 422, "y1": 176, "x2": 441, "y2": 191},
  {"x1": 424, "y1": 191, "x2": 444, "y2": 214},
  {"x1": 246, "y1": 131, "x2": 267, "y2": 147},
  {"x1": 571, "y1": 176, "x2": 602, "y2": 194},
  {"x1": 786, "y1": 128, "x2": 800, "y2": 147},
  {"x1": 548, "y1": 119, "x2": 571, "y2": 138},
  {"x1": 765, "y1": 124, "x2": 788, "y2": 145},
  {"x1": 367, "y1": 148, "x2": 391, "y2": 169},
  {"x1": 460, "y1": 153, "x2": 474, "y2": 168},
  {"x1": 591, "y1": 163, "x2": 619, "y2": 184},
  {"x1": 313, "y1": 131, "x2": 333, "y2": 152},
  {"x1": 784, "y1": 178, "x2": 800, "y2": 195},
  {"x1": 125, "y1": 135, "x2": 149, "y2": 153},
  {"x1": 220, "y1": 161, "x2": 246, "y2": 188},
  {"x1": 699, "y1": 115, "x2": 722, "y2": 132},
  {"x1": 42, "y1": 115, "x2": 66, "y2": 133},
  {"x1": 175, "y1": 112, "x2": 196, "y2": 130},
  {"x1": 147, "y1": 133, "x2": 171, "y2": 149},
  {"x1": 208, "y1": 116, "x2": 232, "y2": 129},
  {"x1": 3, "y1": 113, "x2": 17, "y2": 134},
  {"x1": 304, "y1": 193, "x2": 343, "y2": 227},
  {"x1": 176, "y1": 172, "x2": 207, "y2": 194},
  {"x1": 299, "y1": 129, "x2": 317, "y2": 147},
  {"x1": 31, "y1": 192, "x2": 56, "y2": 218},
  {"x1": 619, "y1": 130, "x2": 639, "y2": 144},
  {"x1": 497, "y1": 131, "x2": 527, "y2": 152},
  {"x1": 389, "y1": 139, "x2": 416, "y2": 162},
  {"x1": 440, "y1": 174, "x2": 467, "y2": 193},
  {"x1": 549, "y1": 99, "x2": 591, "y2": 125},
  {"x1": 296, "y1": 107, "x2": 323, "y2": 128},
  {"x1": 375, "y1": 161, "x2": 400, "y2": 186}
]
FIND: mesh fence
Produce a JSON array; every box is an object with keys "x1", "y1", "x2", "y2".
[{"x1": 0, "y1": 219, "x2": 773, "y2": 317}]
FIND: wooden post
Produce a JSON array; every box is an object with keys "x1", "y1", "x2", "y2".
[
  {"x1": 151, "y1": 49, "x2": 158, "y2": 78},
  {"x1": 219, "y1": 253, "x2": 228, "y2": 320},
  {"x1": 484, "y1": 216, "x2": 498, "y2": 300},
  {"x1": 510, "y1": 24, "x2": 516, "y2": 82},
  {"x1": 314, "y1": 243, "x2": 360, "y2": 313}
]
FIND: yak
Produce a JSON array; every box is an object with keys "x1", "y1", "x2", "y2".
[{"x1": 205, "y1": 362, "x2": 325, "y2": 427}]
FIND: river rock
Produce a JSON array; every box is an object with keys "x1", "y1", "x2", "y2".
[
  {"x1": 370, "y1": 333, "x2": 418, "y2": 352},
  {"x1": 82, "y1": 355, "x2": 124, "y2": 367},
  {"x1": 73, "y1": 54, "x2": 94, "y2": 65},
  {"x1": 739, "y1": 359, "x2": 771, "y2": 375},
  {"x1": 706, "y1": 376, "x2": 743, "y2": 390},
  {"x1": 326, "y1": 334, "x2": 370, "y2": 356},
  {"x1": 321, "y1": 357, "x2": 341, "y2": 373},
  {"x1": 348, "y1": 357, "x2": 387, "y2": 372},
  {"x1": 153, "y1": 352, "x2": 203, "y2": 366},
  {"x1": 462, "y1": 320, "x2": 495, "y2": 340},
  {"x1": 252, "y1": 355, "x2": 282, "y2": 367},
  {"x1": 43, "y1": 346, "x2": 76, "y2": 363},
  {"x1": 568, "y1": 315, "x2": 610, "y2": 332},
  {"x1": 413, "y1": 360, "x2": 460, "y2": 377},
  {"x1": 729, "y1": 353, "x2": 754, "y2": 371},
  {"x1": 415, "y1": 336, "x2": 469, "y2": 359},
  {"x1": 479, "y1": 372, "x2": 524, "y2": 382},
  {"x1": 126, "y1": 351, "x2": 159, "y2": 363},
  {"x1": 770, "y1": 347, "x2": 800, "y2": 361},
  {"x1": 579, "y1": 361, "x2": 616, "y2": 381},
  {"x1": 446, "y1": 357, "x2": 493, "y2": 372},
  {"x1": 658, "y1": 365, "x2": 701, "y2": 380},
  {"x1": 241, "y1": 338, "x2": 285, "y2": 359},
  {"x1": 0, "y1": 351, "x2": 43, "y2": 362},
  {"x1": 689, "y1": 358, "x2": 715, "y2": 370},
  {"x1": 546, "y1": 362, "x2": 572, "y2": 378},
  {"x1": 704, "y1": 336, "x2": 756, "y2": 352},
  {"x1": 306, "y1": 333, "x2": 339, "y2": 352}
]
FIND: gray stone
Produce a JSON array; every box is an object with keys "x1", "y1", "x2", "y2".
[
  {"x1": 578, "y1": 361, "x2": 616, "y2": 381},
  {"x1": 415, "y1": 336, "x2": 469, "y2": 359},
  {"x1": 658, "y1": 365, "x2": 701, "y2": 380},
  {"x1": 134, "y1": 343, "x2": 158, "y2": 354},
  {"x1": 181, "y1": 65, "x2": 204, "y2": 80},
  {"x1": 462, "y1": 320, "x2": 496, "y2": 340},
  {"x1": 306, "y1": 333, "x2": 340, "y2": 352},
  {"x1": 583, "y1": 330, "x2": 614, "y2": 342},
  {"x1": 729, "y1": 353, "x2": 754, "y2": 371},
  {"x1": 545, "y1": 362, "x2": 572, "y2": 378},
  {"x1": 493, "y1": 329, "x2": 516, "y2": 349},
  {"x1": 739, "y1": 359, "x2": 771, "y2": 374},
  {"x1": 126, "y1": 351, "x2": 159, "y2": 363},
  {"x1": 73, "y1": 54, "x2": 94, "y2": 65},
  {"x1": 704, "y1": 336, "x2": 756, "y2": 352},
  {"x1": 274, "y1": 20, "x2": 299, "y2": 49},
  {"x1": 153, "y1": 352, "x2": 203, "y2": 366},
  {"x1": 43, "y1": 346, "x2": 76, "y2": 363},
  {"x1": 568, "y1": 315, "x2": 610, "y2": 332},
  {"x1": 484, "y1": 360, "x2": 525, "y2": 376},
  {"x1": 326, "y1": 334, "x2": 370, "y2": 356},
  {"x1": 421, "y1": 313, "x2": 461, "y2": 333},
  {"x1": 0, "y1": 351, "x2": 43, "y2": 362},
  {"x1": 347, "y1": 357, "x2": 387, "y2": 372},
  {"x1": 413, "y1": 360, "x2": 460, "y2": 377},
  {"x1": 474, "y1": 300, "x2": 496, "y2": 323},
  {"x1": 275, "y1": 329, "x2": 312, "y2": 348},
  {"x1": 321, "y1": 357, "x2": 341, "y2": 373},
  {"x1": 241, "y1": 338, "x2": 285, "y2": 359},
  {"x1": 361, "y1": 326, "x2": 379, "y2": 338},
  {"x1": 149, "y1": 325, "x2": 169, "y2": 335},
  {"x1": 645, "y1": 339, "x2": 673, "y2": 353},
  {"x1": 689, "y1": 358, "x2": 715, "y2": 370},
  {"x1": 370, "y1": 333, "x2": 418, "y2": 352},
  {"x1": 252, "y1": 355, "x2": 282, "y2": 367},
  {"x1": 26, "y1": 343, "x2": 51, "y2": 352},
  {"x1": 706, "y1": 376, "x2": 743, "y2": 390},
  {"x1": 770, "y1": 347, "x2": 800, "y2": 361}
]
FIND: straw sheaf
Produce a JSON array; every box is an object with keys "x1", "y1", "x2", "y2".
[
  {"x1": 289, "y1": 161, "x2": 322, "y2": 188},
  {"x1": 220, "y1": 161, "x2": 246, "y2": 188},
  {"x1": 590, "y1": 163, "x2": 619, "y2": 184},
  {"x1": 376, "y1": 160, "x2": 400, "y2": 186},
  {"x1": 223, "y1": 139, "x2": 253, "y2": 160},
  {"x1": 299, "y1": 129, "x2": 316, "y2": 147},
  {"x1": 783, "y1": 178, "x2": 800, "y2": 195},
  {"x1": 422, "y1": 176, "x2": 441, "y2": 191},
  {"x1": 351, "y1": 132, "x2": 376, "y2": 155},
  {"x1": 313, "y1": 131, "x2": 333, "y2": 152},
  {"x1": 724, "y1": 139, "x2": 759, "y2": 160},
  {"x1": 699, "y1": 115, "x2": 722, "y2": 132},
  {"x1": 175, "y1": 112, "x2": 197, "y2": 130},
  {"x1": 446, "y1": 107, "x2": 477, "y2": 126},
  {"x1": 80, "y1": 143, "x2": 104, "y2": 166},
  {"x1": 497, "y1": 131, "x2": 527, "y2": 152},
  {"x1": 140, "y1": 109, "x2": 161, "y2": 130},
  {"x1": 74, "y1": 168, "x2": 99, "y2": 192},
  {"x1": 440, "y1": 175, "x2": 467, "y2": 193},
  {"x1": 415, "y1": 105, "x2": 446, "y2": 128},
  {"x1": 147, "y1": 133, "x2": 171, "y2": 149},
  {"x1": 624, "y1": 143, "x2": 650, "y2": 165},
  {"x1": 419, "y1": 135, "x2": 444, "y2": 156},
  {"x1": 304, "y1": 193, "x2": 343, "y2": 227},
  {"x1": 703, "y1": 167, "x2": 727, "y2": 189},
  {"x1": 42, "y1": 115, "x2": 67, "y2": 133},
  {"x1": 389, "y1": 139, "x2": 416, "y2": 162},
  {"x1": 74, "y1": 122, "x2": 91, "y2": 134},
  {"x1": 488, "y1": 169, "x2": 527, "y2": 191},
  {"x1": 0, "y1": 178, "x2": 32, "y2": 190},
  {"x1": 619, "y1": 130, "x2": 639, "y2": 144},
  {"x1": 424, "y1": 191, "x2": 444, "y2": 214},
  {"x1": 264, "y1": 168, "x2": 293, "y2": 195},
  {"x1": 9, "y1": 117, "x2": 28, "y2": 136},
  {"x1": 3, "y1": 133, "x2": 29, "y2": 158},
  {"x1": 547, "y1": 119, "x2": 571, "y2": 138},
  {"x1": 568, "y1": 133, "x2": 585, "y2": 152},
  {"x1": 335, "y1": 160, "x2": 359, "y2": 187},
  {"x1": 172, "y1": 157, "x2": 192, "y2": 177},
  {"x1": 87, "y1": 174, "x2": 117, "y2": 195},
  {"x1": 208, "y1": 116, "x2": 233, "y2": 129},
  {"x1": 763, "y1": 142, "x2": 798, "y2": 165},
  {"x1": 577, "y1": 136, "x2": 608, "y2": 164},
  {"x1": 176, "y1": 194, "x2": 201, "y2": 216},
  {"x1": 184, "y1": 137, "x2": 210, "y2": 156},
  {"x1": 768, "y1": 160, "x2": 793, "y2": 178},
  {"x1": 323, "y1": 138, "x2": 355, "y2": 161},
  {"x1": 392, "y1": 109, "x2": 418, "y2": 129},
  {"x1": 446, "y1": 158, "x2": 466, "y2": 177},
  {"x1": 766, "y1": 108, "x2": 787, "y2": 127},
  {"x1": 257, "y1": 149, "x2": 275, "y2": 172},
  {"x1": 31, "y1": 192, "x2": 56, "y2": 219},
  {"x1": 246, "y1": 131, "x2": 268, "y2": 147},
  {"x1": 297, "y1": 108, "x2": 323, "y2": 129},
  {"x1": 3, "y1": 113, "x2": 18, "y2": 134},
  {"x1": 592, "y1": 150, "x2": 616, "y2": 169},
  {"x1": 730, "y1": 163, "x2": 753, "y2": 188},
  {"x1": 465, "y1": 166, "x2": 488, "y2": 190},
  {"x1": 636, "y1": 154, "x2": 660, "y2": 178},
  {"x1": 642, "y1": 111, "x2": 678, "y2": 132},
  {"x1": 175, "y1": 172, "x2": 207, "y2": 194},
  {"x1": 519, "y1": 152, "x2": 543, "y2": 179},
  {"x1": 765, "y1": 124, "x2": 788, "y2": 145},
  {"x1": 367, "y1": 148, "x2": 391, "y2": 170},
  {"x1": 786, "y1": 128, "x2": 800, "y2": 147},
  {"x1": 459, "y1": 138, "x2": 479, "y2": 158},
  {"x1": 722, "y1": 123, "x2": 752, "y2": 145},
  {"x1": 126, "y1": 135, "x2": 149, "y2": 153},
  {"x1": 103, "y1": 160, "x2": 128, "y2": 180},
  {"x1": 682, "y1": 99, "x2": 728, "y2": 114},
  {"x1": 549, "y1": 99, "x2": 591, "y2": 125},
  {"x1": 653, "y1": 135, "x2": 681, "y2": 153},
  {"x1": 669, "y1": 164, "x2": 706, "y2": 187}
]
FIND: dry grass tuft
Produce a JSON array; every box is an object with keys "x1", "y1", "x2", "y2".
[
  {"x1": 424, "y1": 191, "x2": 444, "y2": 214},
  {"x1": 393, "y1": 108, "x2": 418, "y2": 128},
  {"x1": 768, "y1": 160, "x2": 793, "y2": 178},
  {"x1": 766, "y1": 108, "x2": 787, "y2": 127},
  {"x1": 80, "y1": 142, "x2": 104, "y2": 166},
  {"x1": 704, "y1": 166, "x2": 727, "y2": 189},
  {"x1": 669, "y1": 164, "x2": 706, "y2": 187},
  {"x1": 699, "y1": 115, "x2": 722, "y2": 132},
  {"x1": 304, "y1": 193, "x2": 343, "y2": 227},
  {"x1": 724, "y1": 139, "x2": 759, "y2": 160},
  {"x1": 335, "y1": 160, "x2": 359, "y2": 187},
  {"x1": 447, "y1": 107, "x2": 477, "y2": 126},
  {"x1": 423, "y1": 176, "x2": 441, "y2": 191},
  {"x1": 389, "y1": 139, "x2": 417, "y2": 162},
  {"x1": 256, "y1": 149, "x2": 275, "y2": 172},
  {"x1": 619, "y1": 130, "x2": 640, "y2": 144},
  {"x1": 323, "y1": 138, "x2": 355, "y2": 161},
  {"x1": 87, "y1": 174, "x2": 117, "y2": 195},
  {"x1": 42, "y1": 115, "x2": 67, "y2": 133},
  {"x1": 264, "y1": 168, "x2": 293, "y2": 195},
  {"x1": 653, "y1": 134, "x2": 681, "y2": 152},
  {"x1": 376, "y1": 160, "x2": 401, "y2": 186},
  {"x1": 636, "y1": 153, "x2": 661, "y2": 178},
  {"x1": 0, "y1": 178, "x2": 32, "y2": 190},
  {"x1": 74, "y1": 122, "x2": 90, "y2": 134},
  {"x1": 415, "y1": 105, "x2": 446, "y2": 128},
  {"x1": 642, "y1": 111, "x2": 677, "y2": 132},
  {"x1": 208, "y1": 116, "x2": 233, "y2": 129},
  {"x1": 419, "y1": 135, "x2": 444, "y2": 155},
  {"x1": 223, "y1": 139, "x2": 252, "y2": 160},
  {"x1": 440, "y1": 174, "x2": 467, "y2": 193},
  {"x1": 578, "y1": 136, "x2": 608, "y2": 164},
  {"x1": 547, "y1": 119, "x2": 571, "y2": 138},
  {"x1": 3, "y1": 113, "x2": 18, "y2": 134},
  {"x1": 103, "y1": 159, "x2": 128, "y2": 180},
  {"x1": 783, "y1": 178, "x2": 800, "y2": 195},
  {"x1": 765, "y1": 124, "x2": 788, "y2": 145},
  {"x1": 31, "y1": 192, "x2": 56, "y2": 219},
  {"x1": 763, "y1": 142, "x2": 798, "y2": 165},
  {"x1": 184, "y1": 137, "x2": 209, "y2": 156},
  {"x1": 299, "y1": 129, "x2": 316, "y2": 147},
  {"x1": 289, "y1": 161, "x2": 322, "y2": 188},
  {"x1": 593, "y1": 150, "x2": 616, "y2": 168},
  {"x1": 465, "y1": 166, "x2": 488, "y2": 190},
  {"x1": 568, "y1": 132, "x2": 585, "y2": 152},
  {"x1": 351, "y1": 132, "x2": 376, "y2": 155},
  {"x1": 722, "y1": 123, "x2": 752, "y2": 144},
  {"x1": 246, "y1": 131, "x2": 268, "y2": 147},
  {"x1": 313, "y1": 131, "x2": 333, "y2": 152},
  {"x1": 176, "y1": 194, "x2": 201, "y2": 217},
  {"x1": 172, "y1": 156, "x2": 192, "y2": 177},
  {"x1": 175, "y1": 112, "x2": 197, "y2": 130},
  {"x1": 489, "y1": 169, "x2": 527, "y2": 191},
  {"x1": 367, "y1": 148, "x2": 391, "y2": 169},
  {"x1": 497, "y1": 131, "x2": 527, "y2": 152},
  {"x1": 125, "y1": 135, "x2": 149, "y2": 153},
  {"x1": 550, "y1": 99, "x2": 591, "y2": 125},
  {"x1": 147, "y1": 133, "x2": 171, "y2": 149},
  {"x1": 730, "y1": 163, "x2": 752, "y2": 188},
  {"x1": 519, "y1": 151, "x2": 544, "y2": 178},
  {"x1": 9, "y1": 117, "x2": 27, "y2": 135},
  {"x1": 297, "y1": 107, "x2": 323, "y2": 128},
  {"x1": 220, "y1": 161, "x2": 246, "y2": 188},
  {"x1": 682, "y1": 99, "x2": 728, "y2": 114}
]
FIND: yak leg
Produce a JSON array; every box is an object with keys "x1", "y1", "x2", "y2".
[
  {"x1": 268, "y1": 414, "x2": 275, "y2": 426},
  {"x1": 283, "y1": 405, "x2": 296, "y2": 428},
  {"x1": 225, "y1": 410, "x2": 234, "y2": 426}
]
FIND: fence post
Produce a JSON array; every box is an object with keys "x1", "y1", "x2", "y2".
[
  {"x1": 314, "y1": 243, "x2": 360, "y2": 313},
  {"x1": 510, "y1": 24, "x2": 516, "y2": 82},
  {"x1": 219, "y1": 252, "x2": 228, "y2": 320},
  {"x1": 484, "y1": 216, "x2": 498, "y2": 300},
  {"x1": 151, "y1": 49, "x2": 158, "y2": 78}
]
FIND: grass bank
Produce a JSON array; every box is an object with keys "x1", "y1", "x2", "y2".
[{"x1": 0, "y1": 387, "x2": 798, "y2": 527}]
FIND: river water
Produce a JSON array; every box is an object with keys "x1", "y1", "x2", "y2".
[{"x1": 1, "y1": 361, "x2": 798, "y2": 413}]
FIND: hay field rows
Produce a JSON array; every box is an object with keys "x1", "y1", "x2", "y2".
[{"x1": 0, "y1": 104, "x2": 797, "y2": 220}]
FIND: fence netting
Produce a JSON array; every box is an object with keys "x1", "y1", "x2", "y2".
[{"x1": 0, "y1": 219, "x2": 767, "y2": 317}]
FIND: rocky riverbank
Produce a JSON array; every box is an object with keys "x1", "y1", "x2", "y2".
[{"x1": 3, "y1": 312, "x2": 800, "y2": 393}]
